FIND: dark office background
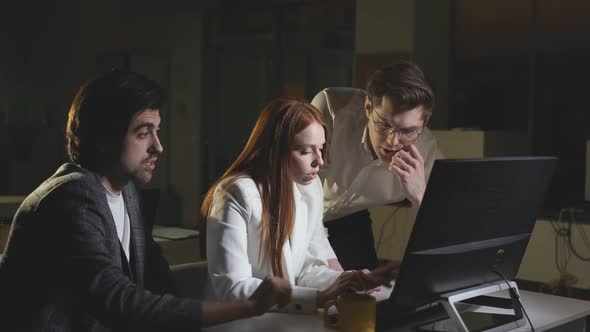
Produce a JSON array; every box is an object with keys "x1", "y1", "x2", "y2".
[{"x1": 1, "y1": 0, "x2": 590, "y2": 227}]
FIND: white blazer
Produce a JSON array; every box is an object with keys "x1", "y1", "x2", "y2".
[{"x1": 206, "y1": 176, "x2": 341, "y2": 314}]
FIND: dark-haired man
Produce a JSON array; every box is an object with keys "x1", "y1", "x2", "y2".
[
  {"x1": 0, "y1": 71, "x2": 291, "y2": 331},
  {"x1": 312, "y1": 62, "x2": 444, "y2": 271}
]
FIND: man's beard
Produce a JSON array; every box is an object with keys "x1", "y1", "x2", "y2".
[{"x1": 131, "y1": 168, "x2": 153, "y2": 185}]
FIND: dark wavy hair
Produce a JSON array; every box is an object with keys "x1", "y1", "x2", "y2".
[
  {"x1": 366, "y1": 62, "x2": 434, "y2": 120},
  {"x1": 65, "y1": 71, "x2": 164, "y2": 171}
]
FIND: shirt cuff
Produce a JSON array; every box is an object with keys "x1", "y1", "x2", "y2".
[{"x1": 277, "y1": 286, "x2": 319, "y2": 314}]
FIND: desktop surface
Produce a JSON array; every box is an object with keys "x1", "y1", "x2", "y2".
[{"x1": 204, "y1": 290, "x2": 590, "y2": 332}]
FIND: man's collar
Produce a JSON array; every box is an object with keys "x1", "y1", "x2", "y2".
[
  {"x1": 360, "y1": 125, "x2": 371, "y2": 156},
  {"x1": 361, "y1": 125, "x2": 381, "y2": 162},
  {"x1": 361, "y1": 124, "x2": 391, "y2": 167}
]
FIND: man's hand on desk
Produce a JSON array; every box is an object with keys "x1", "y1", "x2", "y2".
[
  {"x1": 249, "y1": 276, "x2": 292, "y2": 315},
  {"x1": 357, "y1": 261, "x2": 400, "y2": 293},
  {"x1": 368, "y1": 261, "x2": 399, "y2": 287},
  {"x1": 203, "y1": 276, "x2": 292, "y2": 327}
]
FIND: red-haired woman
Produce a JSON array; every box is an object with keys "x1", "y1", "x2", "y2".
[{"x1": 202, "y1": 97, "x2": 394, "y2": 314}]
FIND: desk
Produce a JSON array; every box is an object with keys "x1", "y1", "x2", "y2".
[
  {"x1": 152, "y1": 225, "x2": 200, "y2": 265},
  {"x1": 205, "y1": 291, "x2": 590, "y2": 332}
]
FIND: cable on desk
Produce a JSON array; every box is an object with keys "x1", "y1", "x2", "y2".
[
  {"x1": 492, "y1": 269, "x2": 535, "y2": 332},
  {"x1": 564, "y1": 209, "x2": 590, "y2": 261}
]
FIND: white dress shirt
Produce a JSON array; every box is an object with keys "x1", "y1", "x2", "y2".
[
  {"x1": 311, "y1": 87, "x2": 444, "y2": 222},
  {"x1": 206, "y1": 176, "x2": 340, "y2": 314}
]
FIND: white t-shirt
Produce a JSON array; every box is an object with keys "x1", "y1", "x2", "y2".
[{"x1": 105, "y1": 189, "x2": 131, "y2": 261}]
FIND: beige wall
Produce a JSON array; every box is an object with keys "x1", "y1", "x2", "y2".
[
  {"x1": 355, "y1": 0, "x2": 415, "y2": 54},
  {"x1": 520, "y1": 218, "x2": 590, "y2": 289},
  {"x1": 431, "y1": 130, "x2": 531, "y2": 158}
]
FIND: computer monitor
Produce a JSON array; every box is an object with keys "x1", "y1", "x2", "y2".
[{"x1": 382, "y1": 157, "x2": 557, "y2": 317}]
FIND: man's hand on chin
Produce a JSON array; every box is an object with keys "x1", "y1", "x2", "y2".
[{"x1": 387, "y1": 144, "x2": 426, "y2": 209}]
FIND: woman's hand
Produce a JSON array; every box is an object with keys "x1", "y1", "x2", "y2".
[
  {"x1": 327, "y1": 258, "x2": 344, "y2": 272},
  {"x1": 316, "y1": 263, "x2": 399, "y2": 307},
  {"x1": 317, "y1": 272, "x2": 361, "y2": 307}
]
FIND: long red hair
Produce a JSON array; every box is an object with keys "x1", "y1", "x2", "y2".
[{"x1": 201, "y1": 97, "x2": 329, "y2": 278}]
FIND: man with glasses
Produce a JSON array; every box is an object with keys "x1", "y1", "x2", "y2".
[{"x1": 311, "y1": 62, "x2": 443, "y2": 271}]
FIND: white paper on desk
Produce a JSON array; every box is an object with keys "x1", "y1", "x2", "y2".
[
  {"x1": 469, "y1": 305, "x2": 515, "y2": 316},
  {"x1": 152, "y1": 225, "x2": 199, "y2": 240},
  {"x1": 372, "y1": 281, "x2": 395, "y2": 302}
]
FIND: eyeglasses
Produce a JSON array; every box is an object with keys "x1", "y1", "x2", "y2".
[{"x1": 370, "y1": 109, "x2": 424, "y2": 143}]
